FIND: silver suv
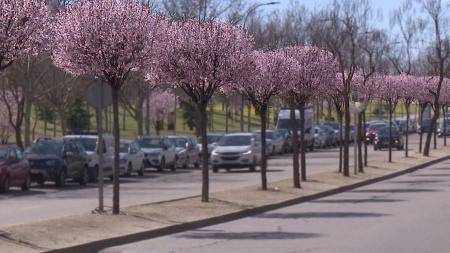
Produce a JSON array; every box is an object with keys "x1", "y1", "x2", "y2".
[
  {"x1": 137, "y1": 136, "x2": 177, "y2": 171},
  {"x1": 210, "y1": 133, "x2": 261, "y2": 173}
]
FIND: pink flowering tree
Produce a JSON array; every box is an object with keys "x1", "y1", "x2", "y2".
[
  {"x1": 376, "y1": 74, "x2": 405, "y2": 163},
  {"x1": 438, "y1": 78, "x2": 450, "y2": 146},
  {"x1": 51, "y1": 0, "x2": 165, "y2": 214},
  {"x1": 0, "y1": 0, "x2": 49, "y2": 71},
  {"x1": 145, "y1": 90, "x2": 177, "y2": 136},
  {"x1": 281, "y1": 46, "x2": 336, "y2": 183},
  {"x1": 417, "y1": 77, "x2": 435, "y2": 153},
  {"x1": 154, "y1": 20, "x2": 254, "y2": 201},
  {"x1": 0, "y1": 92, "x2": 16, "y2": 144},
  {"x1": 232, "y1": 50, "x2": 296, "y2": 190}
]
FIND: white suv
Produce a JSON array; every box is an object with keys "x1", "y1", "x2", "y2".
[
  {"x1": 137, "y1": 136, "x2": 178, "y2": 171},
  {"x1": 63, "y1": 134, "x2": 114, "y2": 181},
  {"x1": 210, "y1": 133, "x2": 261, "y2": 173}
]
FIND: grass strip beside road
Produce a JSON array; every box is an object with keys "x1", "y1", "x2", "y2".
[{"x1": 1, "y1": 147, "x2": 450, "y2": 253}]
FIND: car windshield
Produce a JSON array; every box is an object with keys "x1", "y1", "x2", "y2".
[
  {"x1": 119, "y1": 143, "x2": 130, "y2": 153},
  {"x1": 422, "y1": 119, "x2": 431, "y2": 126},
  {"x1": 370, "y1": 124, "x2": 387, "y2": 130},
  {"x1": 378, "y1": 128, "x2": 399, "y2": 136},
  {"x1": 218, "y1": 136, "x2": 252, "y2": 147},
  {"x1": 199, "y1": 135, "x2": 222, "y2": 144},
  {"x1": 138, "y1": 138, "x2": 163, "y2": 148},
  {"x1": 0, "y1": 149, "x2": 8, "y2": 160},
  {"x1": 172, "y1": 138, "x2": 187, "y2": 148},
  {"x1": 68, "y1": 138, "x2": 96, "y2": 152},
  {"x1": 25, "y1": 141, "x2": 62, "y2": 155},
  {"x1": 255, "y1": 132, "x2": 274, "y2": 139},
  {"x1": 277, "y1": 119, "x2": 302, "y2": 130}
]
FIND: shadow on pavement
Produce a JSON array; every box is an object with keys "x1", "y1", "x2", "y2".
[
  {"x1": 409, "y1": 173, "x2": 450, "y2": 177},
  {"x1": 0, "y1": 190, "x2": 46, "y2": 199},
  {"x1": 310, "y1": 198, "x2": 405, "y2": 204},
  {"x1": 222, "y1": 169, "x2": 284, "y2": 174},
  {"x1": 431, "y1": 167, "x2": 450, "y2": 171},
  {"x1": 351, "y1": 188, "x2": 441, "y2": 193},
  {"x1": 256, "y1": 212, "x2": 390, "y2": 219},
  {"x1": 390, "y1": 180, "x2": 445, "y2": 184},
  {"x1": 178, "y1": 230, "x2": 322, "y2": 240}
]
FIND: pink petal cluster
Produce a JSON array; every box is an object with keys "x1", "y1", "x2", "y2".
[
  {"x1": 51, "y1": 0, "x2": 165, "y2": 86},
  {"x1": 145, "y1": 90, "x2": 177, "y2": 121},
  {"x1": 0, "y1": 0, "x2": 50, "y2": 70}
]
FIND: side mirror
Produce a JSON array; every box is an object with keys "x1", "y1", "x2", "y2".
[{"x1": 64, "y1": 151, "x2": 74, "y2": 157}]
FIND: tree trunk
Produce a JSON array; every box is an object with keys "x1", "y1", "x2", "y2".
[
  {"x1": 24, "y1": 99, "x2": 32, "y2": 147},
  {"x1": 388, "y1": 101, "x2": 393, "y2": 163},
  {"x1": 423, "y1": 107, "x2": 438, "y2": 156},
  {"x1": 343, "y1": 95, "x2": 350, "y2": 177},
  {"x1": 290, "y1": 99, "x2": 300, "y2": 188},
  {"x1": 259, "y1": 105, "x2": 268, "y2": 190},
  {"x1": 357, "y1": 111, "x2": 363, "y2": 173},
  {"x1": 443, "y1": 105, "x2": 447, "y2": 146},
  {"x1": 338, "y1": 112, "x2": 343, "y2": 173},
  {"x1": 53, "y1": 116, "x2": 56, "y2": 137},
  {"x1": 405, "y1": 103, "x2": 410, "y2": 157},
  {"x1": 247, "y1": 103, "x2": 251, "y2": 132},
  {"x1": 419, "y1": 104, "x2": 424, "y2": 153},
  {"x1": 240, "y1": 96, "x2": 244, "y2": 132},
  {"x1": 44, "y1": 119, "x2": 48, "y2": 137},
  {"x1": 363, "y1": 110, "x2": 368, "y2": 166},
  {"x1": 145, "y1": 90, "x2": 150, "y2": 135},
  {"x1": 111, "y1": 87, "x2": 121, "y2": 215},
  {"x1": 299, "y1": 103, "x2": 307, "y2": 181},
  {"x1": 198, "y1": 102, "x2": 209, "y2": 202},
  {"x1": 225, "y1": 101, "x2": 229, "y2": 133},
  {"x1": 433, "y1": 121, "x2": 437, "y2": 149},
  {"x1": 104, "y1": 109, "x2": 109, "y2": 133},
  {"x1": 122, "y1": 107, "x2": 126, "y2": 131},
  {"x1": 136, "y1": 107, "x2": 144, "y2": 136},
  {"x1": 32, "y1": 115, "x2": 38, "y2": 141},
  {"x1": 58, "y1": 109, "x2": 67, "y2": 136}
]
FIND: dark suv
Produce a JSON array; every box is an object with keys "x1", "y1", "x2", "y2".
[{"x1": 25, "y1": 140, "x2": 90, "y2": 187}]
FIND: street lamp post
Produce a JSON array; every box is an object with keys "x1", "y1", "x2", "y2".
[{"x1": 239, "y1": 1, "x2": 280, "y2": 132}]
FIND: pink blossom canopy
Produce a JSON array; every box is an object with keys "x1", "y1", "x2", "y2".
[
  {"x1": 51, "y1": 0, "x2": 165, "y2": 87},
  {"x1": 154, "y1": 20, "x2": 254, "y2": 104},
  {"x1": 0, "y1": 0, "x2": 50, "y2": 70}
]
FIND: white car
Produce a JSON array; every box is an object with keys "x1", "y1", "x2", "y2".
[
  {"x1": 119, "y1": 140, "x2": 145, "y2": 176},
  {"x1": 210, "y1": 133, "x2": 261, "y2": 173},
  {"x1": 63, "y1": 134, "x2": 114, "y2": 181},
  {"x1": 168, "y1": 136, "x2": 200, "y2": 168},
  {"x1": 137, "y1": 136, "x2": 177, "y2": 171}
]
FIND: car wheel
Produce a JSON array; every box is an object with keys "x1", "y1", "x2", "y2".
[
  {"x1": 36, "y1": 178, "x2": 45, "y2": 186},
  {"x1": 79, "y1": 166, "x2": 89, "y2": 186},
  {"x1": 171, "y1": 156, "x2": 177, "y2": 172},
  {"x1": 55, "y1": 169, "x2": 66, "y2": 187},
  {"x1": 249, "y1": 157, "x2": 256, "y2": 172},
  {"x1": 158, "y1": 158, "x2": 166, "y2": 172},
  {"x1": 88, "y1": 165, "x2": 98, "y2": 183},
  {"x1": 21, "y1": 173, "x2": 31, "y2": 191},
  {"x1": 138, "y1": 163, "x2": 145, "y2": 176},
  {"x1": 1, "y1": 175, "x2": 10, "y2": 193},
  {"x1": 212, "y1": 166, "x2": 219, "y2": 173},
  {"x1": 125, "y1": 163, "x2": 132, "y2": 177}
]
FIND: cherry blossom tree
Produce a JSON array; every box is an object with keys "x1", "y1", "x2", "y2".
[
  {"x1": 145, "y1": 90, "x2": 177, "y2": 136},
  {"x1": 0, "y1": 0, "x2": 50, "y2": 71},
  {"x1": 154, "y1": 20, "x2": 254, "y2": 201},
  {"x1": 281, "y1": 46, "x2": 336, "y2": 183},
  {"x1": 52, "y1": 0, "x2": 165, "y2": 214},
  {"x1": 376, "y1": 74, "x2": 404, "y2": 163},
  {"x1": 0, "y1": 92, "x2": 16, "y2": 144},
  {"x1": 233, "y1": 50, "x2": 296, "y2": 190}
]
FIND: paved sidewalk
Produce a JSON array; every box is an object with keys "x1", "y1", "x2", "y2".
[{"x1": 1, "y1": 148, "x2": 449, "y2": 253}]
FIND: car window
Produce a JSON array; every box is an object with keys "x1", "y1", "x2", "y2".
[
  {"x1": 26, "y1": 141, "x2": 63, "y2": 156},
  {"x1": 120, "y1": 143, "x2": 130, "y2": 153},
  {"x1": 0, "y1": 149, "x2": 8, "y2": 160},
  {"x1": 15, "y1": 148, "x2": 24, "y2": 160},
  {"x1": 138, "y1": 138, "x2": 163, "y2": 148},
  {"x1": 8, "y1": 149, "x2": 17, "y2": 161},
  {"x1": 219, "y1": 136, "x2": 252, "y2": 146}
]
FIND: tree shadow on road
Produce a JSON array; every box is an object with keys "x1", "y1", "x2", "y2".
[
  {"x1": 409, "y1": 173, "x2": 450, "y2": 177},
  {"x1": 177, "y1": 230, "x2": 322, "y2": 240},
  {"x1": 351, "y1": 188, "x2": 441, "y2": 193},
  {"x1": 256, "y1": 212, "x2": 390, "y2": 219},
  {"x1": 0, "y1": 190, "x2": 46, "y2": 200},
  {"x1": 389, "y1": 180, "x2": 445, "y2": 184},
  {"x1": 310, "y1": 198, "x2": 405, "y2": 204}
]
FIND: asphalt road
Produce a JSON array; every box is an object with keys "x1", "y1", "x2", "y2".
[
  {"x1": 101, "y1": 155, "x2": 450, "y2": 253},
  {"x1": 0, "y1": 134, "x2": 425, "y2": 227}
]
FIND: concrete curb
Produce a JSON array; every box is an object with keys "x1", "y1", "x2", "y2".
[{"x1": 44, "y1": 155, "x2": 450, "y2": 253}]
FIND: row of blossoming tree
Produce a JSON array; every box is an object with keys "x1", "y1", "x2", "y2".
[{"x1": 2, "y1": 0, "x2": 450, "y2": 214}]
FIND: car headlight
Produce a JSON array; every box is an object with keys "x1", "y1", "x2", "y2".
[
  {"x1": 211, "y1": 150, "x2": 219, "y2": 156},
  {"x1": 242, "y1": 150, "x2": 252, "y2": 155}
]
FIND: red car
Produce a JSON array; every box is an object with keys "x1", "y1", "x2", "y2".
[{"x1": 0, "y1": 145, "x2": 31, "y2": 192}]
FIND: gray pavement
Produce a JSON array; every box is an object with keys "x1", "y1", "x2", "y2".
[
  {"x1": 101, "y1": 156, "x2": 450, "y2": 253},
  {"x1": 0, "y1": 134, "x2": 423, "y2": 227}
]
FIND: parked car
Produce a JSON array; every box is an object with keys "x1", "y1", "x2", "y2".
[
  {"x1": 366, "y1": 122, "x2": 389, "y2": 144},
  {"x1": 26, "y1": 139, "x2": 90, "y2": 187},
  {"x1": 323, "y1": 122, "x2": 341, "y2": 144},
  {"x1": 373, "y1": 128, "x2": 404, "y2": 151},
  {"x1": 0, "y1": 145, "x2": 31, "y2": 192},
  {"x1": 437, "y1": 118, "x2": 450, "y2": 137},
  {"x1": 63, "y1": 134, "x2": 114, "y2": 182},
  {"x1": 276, "y1": 108, "x2": 315, "y2": 151},
  {"x1": 137, "y1": 136, "x2": 177, "y2": 171},
  {"x1": 168, "y1": 136, "x2": 200, "y2": 168},
  {"x1": 417, "y1": 118, "x2": 435, "y2": 133},
  {"x1": 314, "y1": 127, "x2": 328, "y2": 148},
  {"x1": 318, "y1": 124, "x2": 338, "y2": 147},
  {"x1": 210, "y1": 133, "x2": 261, "y2": 172},
  {"x1": 254, "y1": 129, "x2": 285, "y2": 155},
  {"x1": 119, "y1": 140, "x2": 145, "y2": 176},
  {"x1": 197, "y1": 133, "x2": 224, "y2": 158},
  {"x1": 277, "y1": 128, "x2": 292, "y2": 153}
]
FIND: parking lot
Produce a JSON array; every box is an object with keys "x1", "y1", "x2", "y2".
[{"x1": 0, "y1": 134, "x2": 423, "y2": 228}]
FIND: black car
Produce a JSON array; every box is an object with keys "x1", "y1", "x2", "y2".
[
  {"x1": 417, "y1": 119, "x2": 435, "y2": 133},
  {"x1": 25, "y1": 140, "x2": 90, "y2": 187},
  {"x1": 373, "y1": 128, "x2": 404, "y2": 151}
]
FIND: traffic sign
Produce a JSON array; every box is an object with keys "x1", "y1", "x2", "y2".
[{"x1": 85, "y1": 79, "x2": 112, "y2": 109}]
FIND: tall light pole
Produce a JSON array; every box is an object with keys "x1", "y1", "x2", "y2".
[{"x1": 239, "y1": 1, "x2": 280, "y2": 132}]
